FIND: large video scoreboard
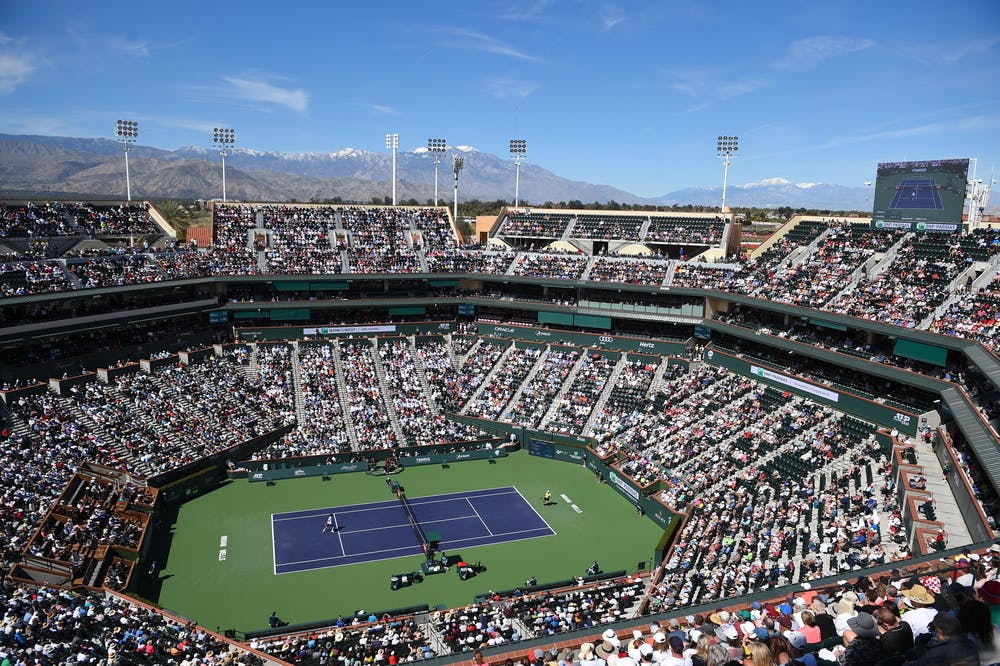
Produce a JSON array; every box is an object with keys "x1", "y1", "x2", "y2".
[{"x1": 871, "y1": 158, "x2": 969, "y2": 231}]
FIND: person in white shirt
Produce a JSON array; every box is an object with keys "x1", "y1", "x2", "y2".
[{"x1": 900, "y1": 584, "x2": 938, "y2": 638}]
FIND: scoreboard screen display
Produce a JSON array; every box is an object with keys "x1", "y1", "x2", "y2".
[{"x1": 871, "y1": 158, "x2": 968, "y2": 230}]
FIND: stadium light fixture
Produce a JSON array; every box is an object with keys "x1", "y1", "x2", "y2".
[
  {"x1": 386, "y1": 132, "x2": 399, "y2": 206},
  {"x1": 213, "y1": 128, "x2": 236, "y2": 202},
  {"x1": 716, "y1": 135, "x2": 739, "y2": 212},
  {"x1": 115, "y1": 119, "x2": 138, "y2": 201},
  {"x1": 428, "y1": 138, "x2": 447, "y2": 206},
  {"x1": 453, "y1": 154, "x2": 464, "y2": 225},
  {"x1": 509, "y1": 139, "x2": 527, "y2": 208}
]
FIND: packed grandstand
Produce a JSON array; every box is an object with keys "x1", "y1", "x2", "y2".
[{"x1": 1, "y1": 200, "x2": 1000, "y2": 665}]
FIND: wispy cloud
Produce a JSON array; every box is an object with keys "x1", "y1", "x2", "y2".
[
  {"x1": 756, "y1": 115, "x2": 1000, "y2": 161},
  {"x1": 665, "y1": 68, "x2": 770, "y2": 114},
  {"x1": 0, "y1": 52, "x2": 37, "y2": 93},
  {"x1": 495, "y1": 0, "x2": 556, "y2": 22},
  {"x1": 0, "y1": 32, "x2": 40, "y2": 95},
  {"x1": 352, "y1": 103, "x2": 400, "y2": 116},
  {"x1": 106, "y1": 36, "x2": 150, "y2": 57},
  {"x1": 717, "y1": 77, "x2": 768, "y2": 99},
  {"x1": 434, "y1": 27, "x2": 541, "y2": 61},
  {"x1": 0, "y1": 31, "x2": 40, "y2": 94},
  {"x1": 823, "y1": 115, "x2": 1000, "y2": 147},
  {"x1": 218, "y1": 75, "x2": 309, "y2": 112},
  {"x1": 129, "y1": 113, "x2": 220, "y2": 134},
  {"x1": 483, "y1": 76, "x2": 539, "y2": 99},
  {"x1": 66, "y1": 25, "x2": 193, "y2": 60},
  {"x1": 773, "y1": 35, "x2": 875, "y2": 71},
  {"x1": 901, "y1": 35, "x2": 1000, "y2": 65},
  {"x1": 600, "y1": 4, "x2": 626, "y2": 30},
  {"x1": 665, "y1": 68, "x2": 716, "y2": 97},
  {"x1": 0, "y1": 113, "x2": 65, "y2": 135}
]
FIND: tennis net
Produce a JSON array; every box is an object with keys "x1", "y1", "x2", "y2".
[{"x1": 397, "y1": 490, "x2": 429, "y2": 555}]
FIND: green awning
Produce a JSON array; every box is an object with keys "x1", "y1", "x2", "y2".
[
  {"x1": 809, "y1": 318, "x2": 848, "y2": 332},
  {"x1": 270, "y1": 308, "x2": 310, "y2": 321},
  {"x1": 538, "y1": 311, "x2": 573, "y2": 325},
  {"x1": 893, "y1": 338, "x2": 948, "y2": 367},
  {"x1": 389, "y1": 306, "x2": 426, "y2": 316},
  {"x1": 273, "y1": 281, "x2": 309, "y2": 291},
  {"x1": 574, "y1": 314, "x2": 611, "y2": 329}
]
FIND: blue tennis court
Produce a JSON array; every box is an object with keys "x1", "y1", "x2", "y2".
[
  {"x1": 888, "y1": 178, "x2": 944, "y2": 210},
  {"x1": 271, "y1": 486, "x2": 555, "y2": 574}
]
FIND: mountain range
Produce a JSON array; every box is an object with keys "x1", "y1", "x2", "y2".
[{"x1": 0, "y1": 133, "x2": 877, "y2": 210}]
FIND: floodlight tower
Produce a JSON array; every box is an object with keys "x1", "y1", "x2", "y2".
[
  {"x1": 115, "y1": 119, "x2": 138, "y2": 201},
  {"x1": 428, "y1": 138, "x2": 447, "y2": 206},
  {"x1": 386, "y1": 132, "x2": 399, "y2": 206},
  {"x1": 717, "y1": 135, "x2": 739, "y2": 212},
  {"x1": 452, "y1": 154, "x2": 464, "y2": 224},
  {"x1": 213, "y1": 128, "x2": 236, "y2": 202},
  {"x1": 509, "y1": 138, "x2": 527, "y2": 207}
]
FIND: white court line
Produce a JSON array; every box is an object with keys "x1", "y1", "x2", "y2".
[
  {"x1": 276, "y1": 524, "x2": 555, "y2": 570},
  {"x1": 445, "y1": 525, "x2": 553, "y2": 545},
  {"x1": 276, "y1": 516, "x2": 491, "y2": 567},
  {"x1": 273, "y1": 488, "x2": 520, "y2": 522},
  {"x1": 273, "y1": 486, "x2": 548, "y2": 573},
  {"x1": 465, "y1": 498, "x2": 494, "y2": 536},
  {"x1": 344, "y1": 515, "x2": 479, "y2": 536},
  {"x1": 270, "y1": 513, "x2": 277, "y2": 575},
  {"x1": 278, "y1": 527, "x2": 424, "y2": 566},
  {"x1": 333, "y1": 513, "x2": 345, "y2": 556},
  {"x1": 514, "y1": 485, "x2": 558, "y2": 536}
]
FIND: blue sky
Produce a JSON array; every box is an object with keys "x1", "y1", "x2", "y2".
[{"x1": 1, "y1": 0, "x2": 998, "y2": 197}]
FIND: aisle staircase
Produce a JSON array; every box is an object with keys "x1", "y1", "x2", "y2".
[
  {"x1": 371, "y1": 338, "x2": 409, "y2": 446},
  {"x1": 538, "y1": 352, "x2": 588, "y2": 429},
  {"x1": 582, "y1": 355, "x2": 630, "y2": 433},
  {"x1": 460, "y1": 343, "x2": 516, "y2": 416},
  {"x1": 330, "y1": 340, "x2": 361, "y2": 450}
]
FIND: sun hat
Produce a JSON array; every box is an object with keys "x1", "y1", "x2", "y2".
[
  {"x1": 920, "y1": 576, "x2": 942, "y2": 595},
  {"x1": 595, "y1": 641, "x2": 617, "y2": 661},
  {"x1": 902, "y1": 584, "x2": 936, "y2": 605},
  {"x1": 578, "y1": 643, "x2": 594, "y2": 660},
  {"x1": 847, "y1": 612, "x2": 878, "y2": 638},
  {"x1": 715, "y1": 624, "x2": 738, "y2": 642},
  {"x1": 783, "y1": 630, "x2": 807, "y2": 649},
  {"x1": 979, "y1": 580, "x2": 1000, "y2": 604}
]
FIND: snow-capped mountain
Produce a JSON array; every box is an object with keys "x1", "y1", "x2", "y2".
[
  {"x1": 656, "y1": 177, "x2": 874, "y2": 210},
  {"x1": 0, "y1": 133, "x2": 878, "y2": 211}
]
